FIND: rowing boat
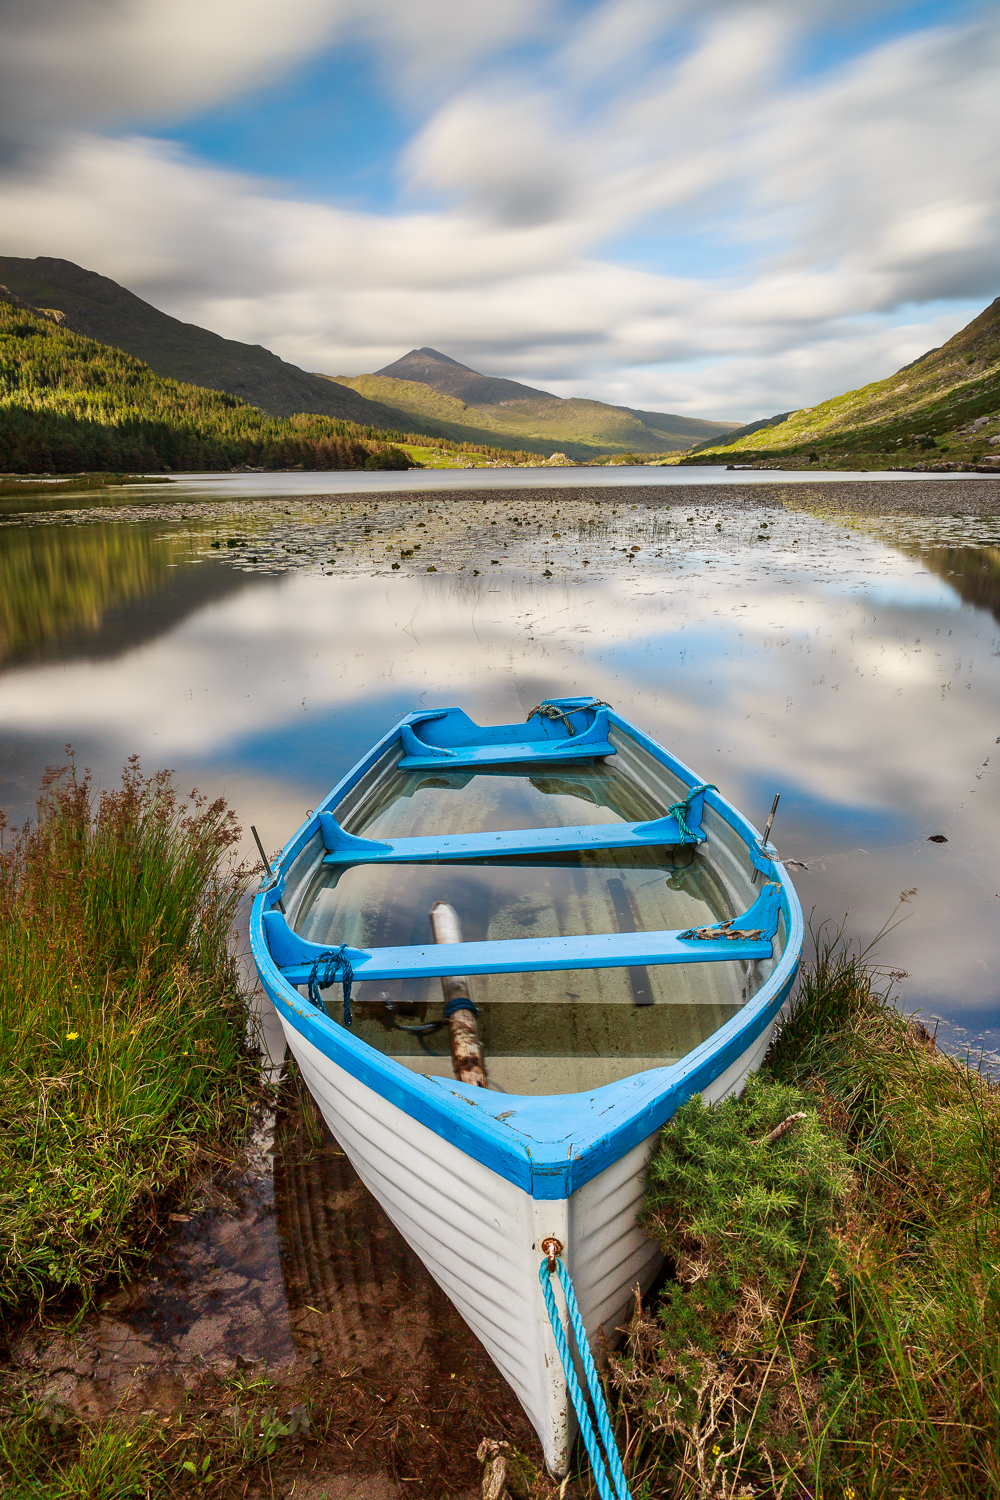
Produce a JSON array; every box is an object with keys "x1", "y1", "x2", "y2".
[{"x1": 249, "y1": 698, "x2": 804, "y2": 1474}]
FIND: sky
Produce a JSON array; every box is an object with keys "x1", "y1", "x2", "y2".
[{"x1": 0, "y1": 0, "x2": 997, "y2": 421}]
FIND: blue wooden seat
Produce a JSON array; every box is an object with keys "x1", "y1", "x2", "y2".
[
  {"x1": 398, "y1": 701, "x2": 616, "y2": 770},
  {"x1": 261, "y1": 881, "x2": 780, "y2": 986},
  {"x1": 318, "y1": 800, "x2": 709, "y2": 869}
]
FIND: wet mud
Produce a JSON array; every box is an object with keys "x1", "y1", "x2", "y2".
[{"x1": 3, "y1": 1065, "x2": 541, "y2": 1499}]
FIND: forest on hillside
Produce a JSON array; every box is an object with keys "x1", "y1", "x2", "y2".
[{"x1": 0, "y1": 301, "x2": 539, "y2": 472}]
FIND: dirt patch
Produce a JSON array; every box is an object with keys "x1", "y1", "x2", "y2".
[{"x1": 2, "y1": 1069, "x2": 540, "y2": 1499}]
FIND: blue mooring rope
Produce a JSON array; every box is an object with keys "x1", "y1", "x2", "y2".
[
  {"x1": 443, "y1": 997, "x2": 479, "y2": 1018},
  {"x1": 667, "y1": 781, "x2": 717, "y2": 843},
  {"x1": 306, "y1": 945, "x2": 354, "y2": 1027},
  {"x1": 538, "y1": 1255, "x2": 633, "y2": 1500}
]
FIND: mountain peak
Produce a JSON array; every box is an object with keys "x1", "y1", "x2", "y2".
[
  {"x1": 373, "y1": 346, "x2": 555, "y2": 407},
  {"x1": 413, "y1": 347, "x2": 472, "y2": 368},
  {"x1": 375, "y1": 347, "x2": 481, "y2": 381}
]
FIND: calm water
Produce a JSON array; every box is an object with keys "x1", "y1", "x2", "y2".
[
  {"x1": 2, "y1": 485, "x2": 999, "y2": 1056},
  {"x1": 300, "y1": 764, "x2": 742, "y2": 1094},
  {"x1": 3, "y1": 465, "x2": 993, "y2": 514}
]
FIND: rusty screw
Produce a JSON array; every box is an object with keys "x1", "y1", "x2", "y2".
[{"x1": 540, "y1": 1236, "x2": 563, "y2": 1274}]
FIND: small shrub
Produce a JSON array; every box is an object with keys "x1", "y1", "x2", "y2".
[
  {"x1": 613, "y1": 1075, "x2": 854, "y2": 1497},
  {"x1": 364, "y1": 446, "x2": 415, "y2": 471}
]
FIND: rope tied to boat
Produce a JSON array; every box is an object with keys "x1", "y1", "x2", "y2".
[
  {"x1": 443, "y1": 997, "x2": 479, "y2": 1018},
  {"x1": 667, "y1": 782, "x2": 717, "y2": 842},
  {"x1": 306, "y1": 945, "x2": 354, "y2": 1027},
  {"x1": 525, "y1": 698, "x2": 611, "y2": 736},
  {"x1": 538, "y1": 1241, "x2": 633, "y2": 1500}
]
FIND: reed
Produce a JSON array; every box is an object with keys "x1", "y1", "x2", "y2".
[
  {"x1": 0, "y1": 755, "x2": 259, "y2": 1313},
  {"x1": 608, "y1": 932, "x2": 1000, "y2": 1499}
]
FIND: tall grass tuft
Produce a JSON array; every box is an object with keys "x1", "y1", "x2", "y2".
[
  {"x1": 0, "y1": 755, "x2": 258, "y2": 1313},
  {"x1": 771, "y1": 933, "x2": 1000, "y2": 1498},
  {"x1": 611, "y1": 931, "x2": 1000, "y2": 1499}
]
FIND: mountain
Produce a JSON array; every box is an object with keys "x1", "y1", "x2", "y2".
[
  {"x1": 684, "y1": 298, "x2": 1000, "y2": 469},
  {"x1": 331, "y1": 346, "x2": 740, "y2": 461},
  {"x1": 0, "y1": 256, "x2": 416, "y2": 433},
  {"x1": 0, "y1": 292, "x2": 415, "y2": 474}
]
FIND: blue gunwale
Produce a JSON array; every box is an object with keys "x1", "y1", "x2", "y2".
[{"x1": 249, "y1": 704, "x2": 804, "y2": 1202}]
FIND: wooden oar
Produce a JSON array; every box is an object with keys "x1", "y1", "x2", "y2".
[{"x1": 428, "y1": 901, "x2": 487, "y2": 1089}]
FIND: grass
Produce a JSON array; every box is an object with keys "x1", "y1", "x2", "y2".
[
  {"x1": 337, "y1": 373, "x2": 735, "y2": 462},
  {"x1": 0, "y1": 1380, "x2": 314, "y2": 1500},
  {"x1": 0, "y1": 755, "x2": 259, "y2": 1314},
  {"x1": 606, "y1": 932, "x2": 1000, "y2": 1498},
  {"x1": 683, "y1": 297, "x2": 1000, "y2": 471},
  {"x1": 5, "y1": 884, "x2": 997, "y2": 1498}
]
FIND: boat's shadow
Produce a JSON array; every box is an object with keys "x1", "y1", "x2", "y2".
[{"x1": 273, "y1": 1063, "x2": 537, "y2": 1441}]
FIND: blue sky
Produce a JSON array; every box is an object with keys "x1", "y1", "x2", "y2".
[{"x1": 0, "y1": 0, "x2": 996, "y2": 419}]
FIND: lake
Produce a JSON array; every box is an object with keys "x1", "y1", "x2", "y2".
[
  {"x1": 4, "y1": 471, "x2": 1000, "y2": 1477},
  {"x1": 2, "y1": 473, "x2": 998, "y2": 1059}
]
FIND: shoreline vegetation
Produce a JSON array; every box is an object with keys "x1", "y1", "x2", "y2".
[
  {"x1": 602, "y1": 934, "x2": 1000, "y2": 1500},
  {"x1": 4, "y1": 939, "x2": 998, "y2": 1500},
  {"x1": 0, "y1": 300, "x2": 546, "y2": 475},
  {"x1": 2, "y1": 765, "x2": 998, "y2": 1496},
  {"x1": 0, "y1": 756, "x2": 260, "y2": 1314}
]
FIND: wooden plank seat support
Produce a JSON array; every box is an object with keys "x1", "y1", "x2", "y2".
[
  {"x1": 262, "y1": 884, "x2": 781, "y2": 986},
  {"x1": 318, "y1": 804, "x2": 708, "y2": 869}
]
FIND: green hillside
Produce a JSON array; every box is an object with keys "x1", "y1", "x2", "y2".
[
  {"x1": 0, "y1": 255, "x2": 419, "y2": 433},
  {"x1": 0, "y1": 294, "x2": 420, "y2": 473},
  {"x1": 684, "y1": 297, "x2": 1000, "y2": 470},
  {"x1": 331, "y1": 347, "x2": 739, "y2": 461}
]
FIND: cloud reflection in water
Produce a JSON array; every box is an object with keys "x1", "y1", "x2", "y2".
[{"x1": 0, "y1": 504, "x2": 997, "y2": 1036}]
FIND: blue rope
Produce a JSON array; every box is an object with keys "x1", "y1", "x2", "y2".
[
  {"x1": 306, "y1": 945, "x2": 354, "y2": 1027},
  {"x1": 668, "y1": 781, "x2": 717, "y2": 842},
  {"x1": 443, "y1": 997, "x2": 479, "y2": 1018},
  {"x1": 538, "y1": 1257, "x2": 633, "y2": 1500}
]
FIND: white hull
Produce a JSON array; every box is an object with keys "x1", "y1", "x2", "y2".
[{"x1": 279, "y1": 1011, "x2": 778, "y2": 1474}]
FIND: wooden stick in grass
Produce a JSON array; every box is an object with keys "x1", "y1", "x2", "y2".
[
  {"x1": 429, "y1": 901, "x2": 487, "y2": 1088},
  {"x1": 760, "y1": 1112, "x2": 807, "y2": 1146}
]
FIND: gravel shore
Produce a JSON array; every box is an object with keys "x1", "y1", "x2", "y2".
[
  {"x1": 339, "y1": 478, "x2": 1000, "y2": 518},
  {"x1": 4, "y1": 476, "x2": 1000, "y2": 529}
]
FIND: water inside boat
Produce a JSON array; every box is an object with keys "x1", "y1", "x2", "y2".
[{"x1": 296, "y1": 765, "x2": 750, "y2": 1094}]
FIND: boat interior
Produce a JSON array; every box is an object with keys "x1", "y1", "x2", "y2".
[{"x1": 285, "y1": 729, "x2": 769, "y2": 1095}]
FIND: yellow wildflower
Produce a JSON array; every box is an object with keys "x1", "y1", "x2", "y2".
[{"x1": 65, "y1": 1031, "x2": 79, "y2": 1040}]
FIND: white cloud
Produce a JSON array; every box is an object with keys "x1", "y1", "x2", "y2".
[
  {"x1": 0, "y1": 0, "x2": 997, "y2": 418},
  {"x1": 0, "y1": 0, "x2": 548, "y2": 148}
]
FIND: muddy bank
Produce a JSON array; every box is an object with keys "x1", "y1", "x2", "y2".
[
  {"x1": 348, "y1": 477, "x2": 1000, "y2": 517},
  {"x1": 4, "y1": 477, "x2": 1000, "y2": 529},
  {"x1": 2, "y1": 1069, "x2": 541, "y2": 1499}
]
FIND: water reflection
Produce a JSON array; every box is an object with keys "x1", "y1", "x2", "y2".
[
  {"x1": 918, "y1": 545, "x2": 1000, "y2": 627},
  {"x1": 274, "y1": 1070, "x2": 480, "y2": 1381},
  {"x1": 1, "y1": 498, "x2": 998, "y2": 1038},
  {"x1": 4, "y1": 467, "x2": 990, "y2": 508},
  {"x1": 0, "y1": 522, "x2": 263, "y2": 669},
  {"x1": 105, "y1": 1060, "x2": 536, "y2": 1478}
]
